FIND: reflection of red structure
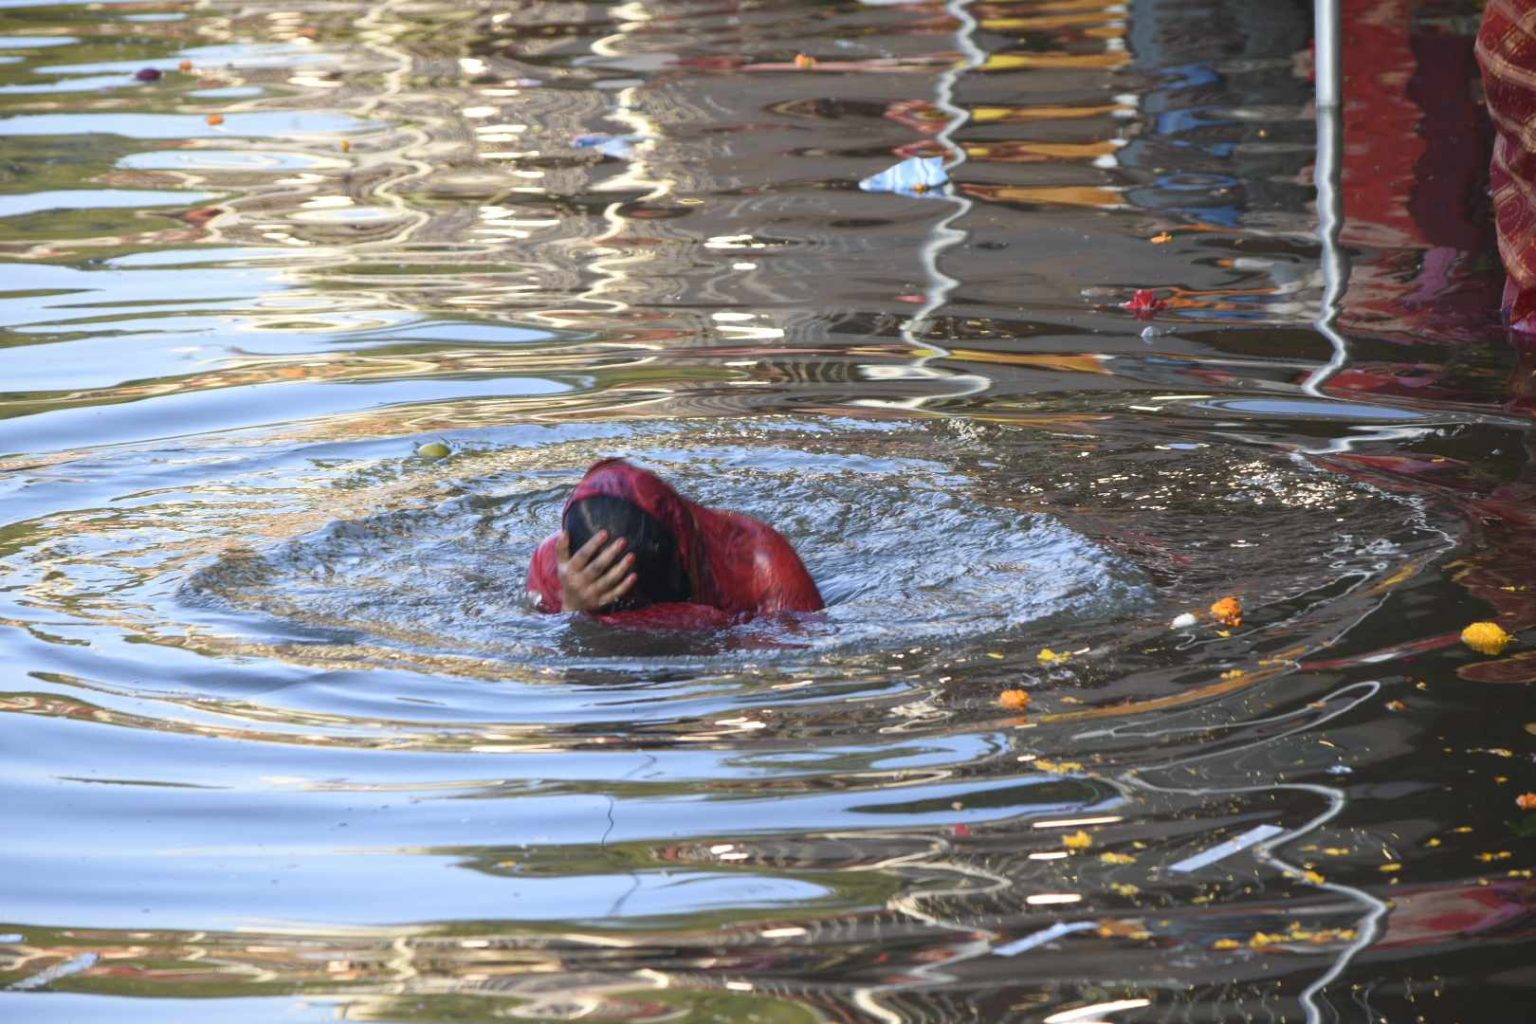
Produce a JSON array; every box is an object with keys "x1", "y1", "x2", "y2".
[
  {"x1": 1376, "y1": 878, "x2": 1536, "y2": 951},
  {"x1": 1334, "y1": 0, "x2": 1498, "y2": 350}
]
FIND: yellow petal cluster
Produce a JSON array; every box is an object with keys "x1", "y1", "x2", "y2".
[{"x1": 1460, "y1": 621, "x2": 1513, "y2": 656}]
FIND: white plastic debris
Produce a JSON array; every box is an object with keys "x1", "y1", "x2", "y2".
[
  {"x1": 994, "y1": 920, "x2": 1098, "y2": 956},
  {"x1": 1169, "y1": 824, "x2": 1286, "y2": 874},
  {"x1": 859, "y1": 156, "x2": 948, "y2": 198},
  {"x1": 1170, "y1": 612, "x2": 1197, "y2": 629},
  {"x1": 573, "y1": 133, "x2": 643, "y2": 160}
]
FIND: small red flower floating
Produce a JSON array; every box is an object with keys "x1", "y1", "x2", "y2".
[{"x1": 1122, "y1": 288, "x2": 1165, "y2": 317}]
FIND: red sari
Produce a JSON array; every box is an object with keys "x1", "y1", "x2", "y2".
[{"x1": 527, "y1": 459, "x2": 824, "y2": 628}]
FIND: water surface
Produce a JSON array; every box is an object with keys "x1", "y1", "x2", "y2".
[{"x1": 1, "y1": 0, "x2": 1533, "y2": 1021}]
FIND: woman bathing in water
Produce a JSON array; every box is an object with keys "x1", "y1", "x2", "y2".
[{"x1": 527, "y1": 459, "x2": 823, "y2": 626}]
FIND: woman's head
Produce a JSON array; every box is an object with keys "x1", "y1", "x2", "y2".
[{"x1": 564, "y1": 494, "x2": 691, "y2": 610}]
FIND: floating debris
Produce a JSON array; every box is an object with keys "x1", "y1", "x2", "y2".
[
  {"x1": 1036, "y1": 647, "x2": 1070, "y2": 665},
  {"x1": 133, "y1": 67, "x2": 162, "y2": 82},
  {"x1": 1170, "y1": 612, "x2": 1197, "y2": 629},
  {"x1": 1149, "y1": 232, "x2": 1173, "y2": 244},
  {"x1": 1461, "y1": 621, "x2": 1513, "y2": 655},
  {"x1": 997, "y1": 689, "x2": 1031, "y2": 711},
  {"x1": 1062, "y1": 829, "x2": 1093, "y2": 850},
  {"x1": 859, "y1": 156, "x2": 949, "y2": 199},
  {"x1": 794, "y1": 53, "x2": 817, "y2": 69},
  {"x1": 1100, "y1": 851, "x2": 1135, "y2": 865},
  {"x1": 1518, "y1": 793, "x2": 1536, "y2": 811},
  {"x1": 573, "y1": 133, "x2": 644, "y2": 160},
  {"x1": 180, "y1": 206, "x2": 222, "y2": 226},
  {"x1": 206, "y1": 113, "x2": 225, "y2": 126},
  {"x1": 993, "y1": 920, "x2": 1097, "y2": 956},
  {"x1": 417, "y1": 441, "x2": 451, "y2": 459},
  {"x1": 1122, "y1": 288, "x2": 1166, "y2": 316},
  {"x1": 1169, "y1": 823, "x2": 1284, "y2": 874},
  {"x1": 9, "y1": 952, "x2": 98, "y2": 991},
  {"x1": 1386, "y1": 699, "x2": 1406, "y2": 712},
  {"x1": 178, "y1": 58, "x2": 193, "y2": 72},
  {"x1": 1210, "y1": 595, "x2": 1243, "y2": 628}
]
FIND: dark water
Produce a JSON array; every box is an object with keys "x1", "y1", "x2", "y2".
[{"x1": 2, "y1": 0, "x2": 1533, "y2": 1020}]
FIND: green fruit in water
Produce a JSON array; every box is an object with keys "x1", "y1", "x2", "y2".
[{"x1": 417, "y1": 441, "x2": 451, "y2": 459}]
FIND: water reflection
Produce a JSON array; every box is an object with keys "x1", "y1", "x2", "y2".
[{"x1": 0, "y1": 0, "x2": 1532, "y2": 1021}]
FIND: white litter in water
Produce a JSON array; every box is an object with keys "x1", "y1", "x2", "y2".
[
  {"x1": 8, "y1": 952, "x2": 98, "y2": 991},
  {"x1": 1169, "y1": 823, "x2": 1286, "y2": 874},
  {"x1": 1170, "y1": 612, "x2": 1197, "y2": 629},
  {"x1": 993, "y1": 920, "x2": 1098, "y2": 956},
  {"x1": 859, "y1": 156, "x2": 949, "y2": 198},
  {"x1": 572, "y1": 133, "x2": 643, "y2": 160}
]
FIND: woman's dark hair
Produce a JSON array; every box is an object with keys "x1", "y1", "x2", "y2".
[{"x1": 564, "y1": 495, "x2": 691, "y2": 609}]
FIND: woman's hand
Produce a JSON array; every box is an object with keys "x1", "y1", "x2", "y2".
[{"x1": 557, "y1": 530, "x2": 637, "y2": 612}]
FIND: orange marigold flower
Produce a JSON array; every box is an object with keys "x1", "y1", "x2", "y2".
[
  {"x1": 1210, "y1": 596, "x2": 1243, "y2": 628},
  {"x1": 998, "y1": 689, "x2": 1031, "y2": 711},
  {"x1": 1517, "y1": 793, "x2": 1536, "y2": 811}
]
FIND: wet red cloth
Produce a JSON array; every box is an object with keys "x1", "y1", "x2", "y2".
[
  {"x1": 1479, "y1": 0, "x2": 1536, "y2": 330},
  {"x1": 527, "y1": 459, "x2": 823, "y2": 626}
]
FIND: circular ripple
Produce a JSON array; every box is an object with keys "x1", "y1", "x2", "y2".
[
  {"x1": 3, "y1": 416, "x2": 1449, "y2": 695},
  {"x1": 183, "y1": 435, "x2": 1150, "y2": 661}
]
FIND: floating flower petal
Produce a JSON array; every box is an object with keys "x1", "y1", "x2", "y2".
[{"x1": 1122, "y1": 288, "x2": 1166, "y2": 316}]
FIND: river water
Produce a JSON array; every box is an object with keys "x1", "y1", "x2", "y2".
[{"x1": 1, "y1": 0, "x2": 1533, "y2": 1021}]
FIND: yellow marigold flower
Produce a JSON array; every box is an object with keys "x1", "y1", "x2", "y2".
[
  {"x1": 1461, "y1": 621, "x2": 1513, "y2": 656},
  {"x1": 1062, "y1": 830, "x2": 1093, "y2": 850}
]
